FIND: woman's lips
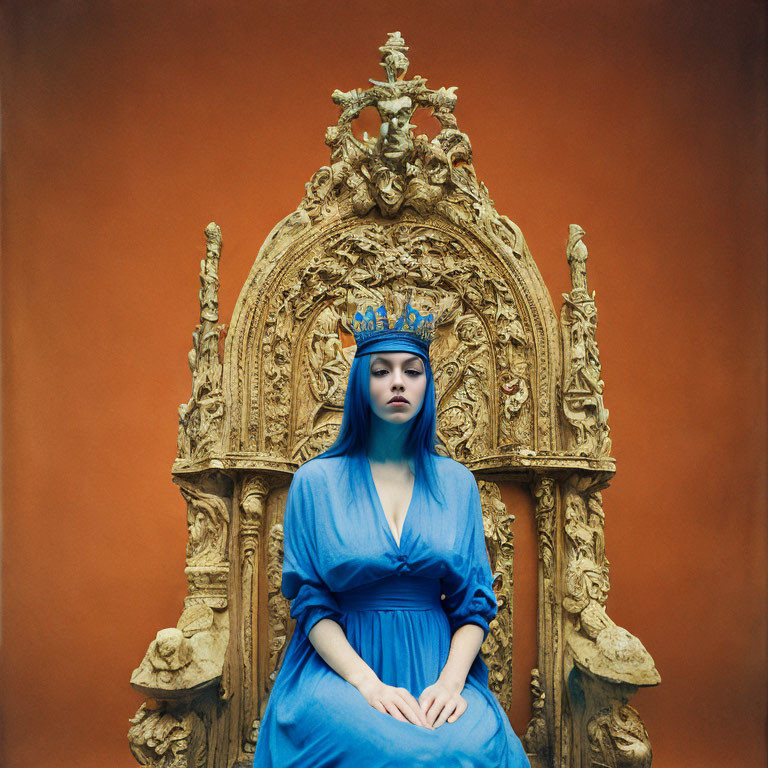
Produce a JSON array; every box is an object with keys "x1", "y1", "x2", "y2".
[{"x1": 388, "y1": 397, "x2": 409, "y2": 404}]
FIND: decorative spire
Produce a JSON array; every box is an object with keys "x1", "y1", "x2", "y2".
[
  {"x1": 376, "y1": 31, "x2": 410, "y2": 84},
  {"x1": 566, "y1": 224, "x2": 589, "y2": 296}
]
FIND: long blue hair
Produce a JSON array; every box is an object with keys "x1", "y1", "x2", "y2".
[{"x1": 315, "y1": 352, "x2": 444, "y2": 503}]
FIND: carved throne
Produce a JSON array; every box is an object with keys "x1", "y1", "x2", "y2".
[{"x1": 129, "y1": 33, "x2": 660, "y2": 768}]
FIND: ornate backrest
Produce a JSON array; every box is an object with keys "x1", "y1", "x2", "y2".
[{"x1": 129, "y1": 34, "x2": 659, "y2": 768}]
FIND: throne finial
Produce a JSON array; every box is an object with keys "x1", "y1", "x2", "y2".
[{"x1": 377, "y1": 31, "x2": 410, "y2": 83}]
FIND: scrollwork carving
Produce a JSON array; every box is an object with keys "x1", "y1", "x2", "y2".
[
  {"x1": 177, "y1": 223, "x2": 227, "y2": 464},
  {"x1": 563, "y1": 479, "x2": 659, "y2": 688},
  {"x1": 255, "y1": 222, "x2": 532, "y2": 462},
  {"x1": 268, "y1": 32, "x2": 527, "y2": 289},
  {"x1": 182, "y1": 487, "x2": 229, "y2": 568},
  {"x1": 128, "y1": 704, "x2": 207, "y2": 768},
  {"x1": 587, "y1": 701, "x2": 652, "y2": 768},
  {"x1": 266, "y1": 523, "x2": 292, "y2": 691},
  {"x1": 528, "y1": 476, "x2": 557, "y2": 765},
  {"x1": 522, "y1": 668, "x2": 549, "y2": 765},
  {"x1": 561, "y1": 225, "x2": 612, "y2": 458},
  {"x1": 478, "y1": 480, "x2": 514, "y2": 709},
  {"x1": 172, "y1": 478, "x2": 231, "y2": 610},
  {"x1": 532, "y1": 476, "x2": 555, "y2": 580},
  {"x1": 239, "y1": 475, "x2": 270, "y2": 753}
]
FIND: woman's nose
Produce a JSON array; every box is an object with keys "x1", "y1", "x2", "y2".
[{"x1": 391, "y1": 369, "x2": 405, "y2": 389}]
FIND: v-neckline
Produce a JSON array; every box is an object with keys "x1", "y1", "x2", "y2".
[{"x1": 365, "y1": 458, "x2": 416, "y2": 551}]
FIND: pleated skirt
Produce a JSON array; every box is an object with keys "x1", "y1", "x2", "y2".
[{"x1": 253, "y1": 576, "x2": 530, "y2": 767}]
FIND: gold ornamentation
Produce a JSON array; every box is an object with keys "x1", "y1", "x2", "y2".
[
  {"x1": 478, "y1": 480, "x2": 515, "y2": 709},
  {"x1": 177, "y1": 223, "x2": 227, "y2": 465},
  {"x1": 523, "y1": 668, "x2": 549, "y2": 765},
  {"x1": 527, "y1": 476, "x2": 557, "y2": 765},
  {"x1": 266, "y1": 523, "x2": 291, "y2": 690},
  {"x1": 128, "y1": 704, "x2": 207, "y2": 768},
  {"x1": 562, "y1": 478, "x2": 659, "y2": 687},
  {"x1": 239, "y1": 475, "x2": 269, "y2": 753},
  {"x1": 176, "y1": 479, "x2": 230, "y2": 608},
  {"x1": 254, "y1": 222, "x2": 533, "y2": 463},
  {"x1": 561, "y1": 225, "x2": 612, "y2": 458},
  {"x1": 588, "y1": 701, "x2": 652, "y2": 768}
]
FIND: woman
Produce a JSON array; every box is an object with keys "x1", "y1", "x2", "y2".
[{"x1": 253, "y1": 303, "x2": 530, "y2": 767}]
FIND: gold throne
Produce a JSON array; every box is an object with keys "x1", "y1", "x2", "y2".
[{"x1": 128, "y1": 32, "x2": 660, "y2": 768}]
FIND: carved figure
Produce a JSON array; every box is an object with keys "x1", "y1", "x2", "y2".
[
  {"x1": 478, "y1": 480, "x2": 515, "y2": 709},
  {"x1": 588, "y1": 701, "x2": 652, "y2": 768},
  {"x1": 561, "y1": 226, "x2": 612, "y2": 458},
  {"x1": 128, "y1": 704, "x2": 207, "y2": 768}
]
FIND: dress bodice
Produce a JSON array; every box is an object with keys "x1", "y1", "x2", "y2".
[{"x1": 281, "y1": 454, "x2": 498, "y2": 638}]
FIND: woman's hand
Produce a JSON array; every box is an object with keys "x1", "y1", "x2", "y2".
[
  {"x1": 356, "y1": 677, "x2": 430, "y2": 728},
  {"x1": 418, "y1": 680, "x2": 467, "y2": 728}
]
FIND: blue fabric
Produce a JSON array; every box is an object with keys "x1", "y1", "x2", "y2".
[
  {"x1": 353, "y1": 331, "x2": 431, "y2": 361},
  {"x1": 253, "y1": 455, "x2": 531, "y2": 767}
]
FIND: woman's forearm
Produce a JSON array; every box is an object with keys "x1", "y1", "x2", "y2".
[
  {"x1": 437, "y1": 623, "x2": 485, "y2": 690},
  {"x1": 307, "y1": 618, "x2": 380, "y2": 690}
]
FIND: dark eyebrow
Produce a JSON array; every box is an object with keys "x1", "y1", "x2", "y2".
[{"x1": 370, "y1": 355, "x2": 423, "y2": 366}]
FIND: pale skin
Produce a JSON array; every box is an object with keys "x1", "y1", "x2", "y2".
[{"x1": 307, "y1": 352, "x2": 486, "y2": 729}]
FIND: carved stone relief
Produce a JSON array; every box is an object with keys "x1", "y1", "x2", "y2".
[
  {"x1": 311, "y1": 31, "x2": 483, "y2": 224},
  {"x1": 177, "y1": 223, "x2": 227, "y2": 466},
  {"x1": 128, "y1": 704, "x2": 207, "y2": 768},
  {"x1": 562, "y1": 478, "x2": 658, "y2": 688},
  {"x1": 252, "y1": 222, "x2": 533, "y2": 465},
  {"x1": 561, "y1": 226, "x2": 612, "y2": 459},
  {"x1": 221, "y1": 30, "x2": 566, "y2": 465},
  {"x1": 587, "y1": 700, "x2": 652, "y2": 768},
  {"x1": 260, "y1": 486, "x2": 292, "y2": 698},
  {"x1": 266, "y1": 523, "x2": 292, "y2": 689},
  {"x1": 478, "y1": 480, "x2": 515, "y2": 710},
  {"x1": 130, "y1": 606, "x2": 224, "y2": 697},
  {"x1": 178, "y1": 479, "x2": 231, "y2": 609},
  {"x1": 561, "y1": 476, "x2": 659, "y2": 768},
  {"x1": 292, "y1": 306, "x2": 355, "y2": 462},
  {"x1": 526, "y1": 476, "x2": 557, "y2": 767},
  {"x1": 523, "y1": 668, "x2": 548, "y2": 765},
  {"x1": 239, "y1": 475, "x2": 269, "y2": 755},
  {"x1": 129, "y1": 477, "x2": 232, "y2": 765}
]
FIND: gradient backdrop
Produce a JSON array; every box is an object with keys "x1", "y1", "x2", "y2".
[{"x1": 1, "y1": 1, "x2": 766, "y2": 766}]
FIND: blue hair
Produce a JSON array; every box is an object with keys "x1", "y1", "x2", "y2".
[{"x1": 315, "y1": 353, "x2": 444, "y2": 503}]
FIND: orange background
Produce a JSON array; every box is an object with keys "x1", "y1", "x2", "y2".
[{"x1": 1, "y1": 1, "x2": 766, "y2": 766}]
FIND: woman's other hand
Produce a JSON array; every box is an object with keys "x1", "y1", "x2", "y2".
[
  {"x1": 418, "y1": 680, "x2": 468, "y2": 728},
  {"x1": 356, "y1": 677, "x2": 430, "y2": 728}
]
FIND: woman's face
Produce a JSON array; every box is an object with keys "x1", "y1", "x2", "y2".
[{"x1": 368, "y1": 352, "x2": 427, "y2": 425}]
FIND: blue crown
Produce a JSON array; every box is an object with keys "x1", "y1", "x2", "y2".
[{"x1": 351, "y1": 302, "x2": 435, "y2": 357}]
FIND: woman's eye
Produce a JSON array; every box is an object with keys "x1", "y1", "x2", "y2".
[
  {"x1": 372, "y1": 369, "x2": 389, "y2": 377},
  {"x1": 406, "y1": 369, "x2": 423, "y2": 376}
]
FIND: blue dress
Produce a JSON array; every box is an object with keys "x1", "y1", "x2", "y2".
[{"x1": 253, "y1": 454, "x2": 530, "y2": 767}]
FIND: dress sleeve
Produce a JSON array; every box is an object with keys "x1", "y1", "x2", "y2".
[
  {"x1": 441, "y1": 475, "x2": 498, "y2": 638},
  {"x1": 280, "y1": 467, "x2": 343, "y2": 637}
]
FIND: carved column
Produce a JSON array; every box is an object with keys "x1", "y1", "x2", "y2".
[
  {"x1": 239, "y1": 474, "x2": 269, "y2": 758},
  {"x1": 525, "y1": 475, "x2": 558, "y2": 768}
]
